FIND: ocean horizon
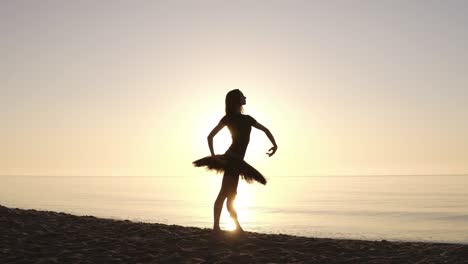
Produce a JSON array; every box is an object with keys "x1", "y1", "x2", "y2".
[{"x1": 2, "y1": 175, "x2": 467, "y2": 244}]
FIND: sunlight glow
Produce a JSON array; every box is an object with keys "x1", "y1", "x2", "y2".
[
  {"x1": 220, "y1": 181, "x2": 257, "y2": 231},
  {"x1": 212, "y1": 128, "x2": 232, "y2": 155},
  {"x1": 224, "y1": 217, "x2": 237, "y2": 231}
]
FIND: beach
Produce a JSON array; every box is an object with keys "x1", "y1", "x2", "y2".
[{"x1": 1, "y1": 205, "x2": 467, "y2": 263}]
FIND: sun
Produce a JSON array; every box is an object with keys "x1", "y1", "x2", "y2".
[{"x1": 220, "y1": 182, "x2": 256, "y2": 231}]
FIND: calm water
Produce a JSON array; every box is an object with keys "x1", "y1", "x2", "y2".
[{"x1": 1, "y1": 175, "x2": 467, "y2": 244}]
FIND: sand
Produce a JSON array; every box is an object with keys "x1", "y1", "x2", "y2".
[{"x1": 1, "y1": 205, "x2": 467, "y2": 263}]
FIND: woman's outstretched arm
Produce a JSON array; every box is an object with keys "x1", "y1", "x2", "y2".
[
  {"x1": 253, "y1": 122, "x2": 278, "y2": 157},
  {"x1": 207, "y1": 122, "x2": 225, "y2": 156}
]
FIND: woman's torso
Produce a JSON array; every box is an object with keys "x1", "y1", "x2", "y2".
[{"x1": 221, "y1": 114, "x2": 256, "y2": 159}]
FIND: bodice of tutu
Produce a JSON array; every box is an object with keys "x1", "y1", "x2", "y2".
[{"x1": 220, "y1": 114, "x2": 257, "y2": 159}]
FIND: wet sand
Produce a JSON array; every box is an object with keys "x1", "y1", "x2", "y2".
[{"x1": 1, "y1": 205, "x2": 467, "y2": 263}]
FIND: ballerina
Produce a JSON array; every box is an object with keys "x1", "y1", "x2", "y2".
[{"x1": 193, "y1": 89, "x2": 278, "y2": 233}]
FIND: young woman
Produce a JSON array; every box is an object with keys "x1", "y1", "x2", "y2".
[{"x1": 193, "y1": 89, "x2": 278, "y2": 233}]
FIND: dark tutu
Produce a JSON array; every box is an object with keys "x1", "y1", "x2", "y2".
[{"x1": 193, "y1": 154, "x2": 267, "y2": 185}]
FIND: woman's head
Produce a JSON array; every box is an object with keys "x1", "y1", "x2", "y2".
[{"x1": 225, "y1": 89, "x2": 246, "y2": 116}]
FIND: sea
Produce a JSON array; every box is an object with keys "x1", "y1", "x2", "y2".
[{"x1": 1, "y1": 175, "x2": 467, "y2": 244}]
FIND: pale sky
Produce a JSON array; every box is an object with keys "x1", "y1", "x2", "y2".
[{"x1": 2, "y1": 0, "x2": 468, "y2": 176}]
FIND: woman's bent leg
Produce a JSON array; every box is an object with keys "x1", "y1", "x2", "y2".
[
  {"x1": 214, "y1": 168, "x2": 240, "y2": 232},
  {"x1": 225, "y1": 167, "x2": 242, "y2": 232},
  {"x1": 227, "y1": 193, "x2": 243, "y2": 232}
]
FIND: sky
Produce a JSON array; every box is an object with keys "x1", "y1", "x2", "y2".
[{"x1": 2, "y1": 0, "x2": 468, "y2": 177}]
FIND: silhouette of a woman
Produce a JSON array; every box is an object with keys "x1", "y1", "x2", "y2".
[{"x1": 193, "y1": 89, "x2": 278, "y2": 233}]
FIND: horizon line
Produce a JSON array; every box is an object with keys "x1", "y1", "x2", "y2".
[{"x1": 1, "y1": 173, "x2": 468, "y2": 178}]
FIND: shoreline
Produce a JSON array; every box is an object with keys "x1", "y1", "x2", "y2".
[{"x1": 1, "y1": 205, "x2": 467, "y2": 263}]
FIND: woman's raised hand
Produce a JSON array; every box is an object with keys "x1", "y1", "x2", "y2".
[
  {"x1": 252, "y1": 122, "x2": 278, "y2": 157},
  {"x1": 266, "y1": 146, "x2": 277, "y2": 157}
]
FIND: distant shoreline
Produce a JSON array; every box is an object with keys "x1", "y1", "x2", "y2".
[{"x1": 1, "y1": 205, "x2": 467, "y2": 263}]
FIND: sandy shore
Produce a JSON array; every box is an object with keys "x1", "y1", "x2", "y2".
[{"x1": 1, "y1": 205, "x2": 467, "y2": 263}]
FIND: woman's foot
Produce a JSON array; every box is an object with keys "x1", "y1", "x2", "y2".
[{"x1": 235, "y1": 225, "x2": 245, "y2": 234}]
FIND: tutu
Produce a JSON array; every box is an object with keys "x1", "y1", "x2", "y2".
[{"x1": 193, "y1": 154, "x2": 267, "y2": 185}]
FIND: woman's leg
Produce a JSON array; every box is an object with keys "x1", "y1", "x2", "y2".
[
  {"x1": 213, "y1": 189, "x2": 226, "y2": 232},
  {"x1": 227, "y1": 192, "x2": 243, "y2": 232},
  {"x1": 213, "y1": 168, "x2": 240, "y2": 231},
  {"x1": 225, "y1": 168, "x2": 242, "y2": 231}
]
